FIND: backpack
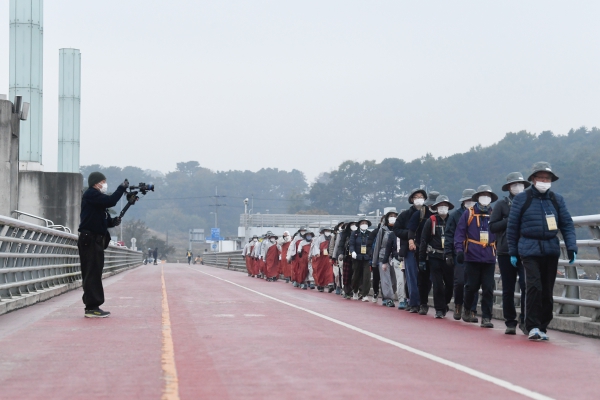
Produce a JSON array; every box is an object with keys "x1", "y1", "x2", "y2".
[{"x1": 519, "y1": 188, "x2": 560, "y2": 222}]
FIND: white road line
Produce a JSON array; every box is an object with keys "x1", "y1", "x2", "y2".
[
  {"x1": 187, "y1": 266, "x2": 553, "y2": 400},
  {"x1": 214, "y1": 314, "x2": 235, "y2": 317}
]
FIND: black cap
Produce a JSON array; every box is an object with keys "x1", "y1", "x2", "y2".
[{"x1": 88, "y1": 172, "x2": 106, "y2": 188}]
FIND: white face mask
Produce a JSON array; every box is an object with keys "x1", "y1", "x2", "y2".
[
  {"x1": 464, "y1": 201, "x2": 475, "y2": 209},
  {"x1": 270, "y1": 238, "x2": 276, "y2": 243},
  {"x1": 99, "y1": 182, "x2": 108, "y2": 194},
  {"x1": 535, "y1": 181, "x2": 551, "y2": 193},
  {"x1": 299, "y1": 231, "x2": 306, "y2": 236},
  {"x1": 284, "y1": 236, "x2": 290, "y2": 242},
  {"x1": 388, "y1": 217, "x2": 397, "y2": 225},
  {"x1": 510, "y1": 183, "x2": 525, "y2": 195},
  {"x1": 350, "y1": 225, "x2": 358, "y2": 231},
  {"x1": 413, "y1": 198, "x2": 425, "y2": 207},
  {"x1": 323, "y1": 231, "x2": 330, "y2": 237},
  {"x1": 360, "y1": 224, "x2": 368, "y2": 231},
  {"x1": 253, "y1": 239, "x2": 257, "y2": 243},
  {"x1": 437, "y1": 206, "x2": 449, "y2": 216},
  {"x1": 478, "y1": 195, "x2": 492, "y2": 206},
  {"x1": 338, "y1": 228, "x2": 343, "y2": 233}
]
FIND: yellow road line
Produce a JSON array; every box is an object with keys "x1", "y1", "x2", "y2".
[{"x1": 161, "y1": 266, "x2": 179, "y2": 400}]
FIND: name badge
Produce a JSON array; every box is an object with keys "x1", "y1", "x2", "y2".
[
  {"x1": 323, "y1": 248, "x2": 329, "y2": 256},
  {"x1": 480, "y1": 231, "x2": 489, "y2": 245},
  {"x1": 361, "y1": 245, "x2": 367, "y2": 254},
  {"x1": 546, "y1": 214, "x2": 558, "y2": 231},
  {"x1": 441, "y1": 237, "x2": 445, "y2": 248}
]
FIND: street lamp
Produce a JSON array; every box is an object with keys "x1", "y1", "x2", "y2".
[{"x1": 210, "y1": 212, "x2": 217, "y2": 228}]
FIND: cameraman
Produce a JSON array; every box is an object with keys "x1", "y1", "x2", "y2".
[{"x1": 78, "y1": 172, "x2": 128, "y2": 318}]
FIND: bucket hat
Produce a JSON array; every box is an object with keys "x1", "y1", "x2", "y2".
[
  {"x1": 425, "y1": 191, "x2": 440, "y2": 207},
  {"x1": 473, "y1": 185, "x2": 498, "y2": 203},
  {"x1": 319, "y1": 227, "x2": 332, "y2": 234},
  {"x1": 432, "y1": 195, "x2": 455, "y2": 210},
  {"x1": 268, "y1": 234, "x2": 279, "y2": 240},
  {"x1": 356, "y1": 218, "x2": 372, "y2": 227},
  {"x1": 501, "y1": 172, "x2": 531, "y2": 192},
  {"x1": 459, "y1": 189, "x2": 476, "y2": 202},
  {"x1": 408, "y1": 188, "x2": 428, "y2": 204},
  {"x1": 527, "y1": 161, "x2": 559, "y2": 182},
  {"x1": 384, "y1": 208, "x2": 398, "y2": 219}
]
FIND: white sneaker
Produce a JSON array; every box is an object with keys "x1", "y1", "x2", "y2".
[
  {"x1": 371, "y1": 295, "x2": 378, "y2": 303},
  {"x1": 540, "y1": 331, "x2": 549, "y2": 341},
  {"x1": 362, "y1": 296, "x2": 370, "y2": 302},
  {"x1": 352, "y1": 293, "x2": 359, "y2": 300}
]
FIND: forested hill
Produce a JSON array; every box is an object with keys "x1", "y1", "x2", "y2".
[
  {"x1": 309, "y1": 127, "x2": 600, "y2": 217},
  {"x1": 81, "y1": 127, "x2": 599, "y2": 238}
]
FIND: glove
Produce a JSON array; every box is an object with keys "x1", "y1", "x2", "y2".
[
  {"x1": 338, "y1": 255, "x2": 343, "y2": 262},
  {"x1": 510, "y1": 256, "x2": 517, "y2": 267},
  {"x1": 278, "y1": 255, "x2": 281, "y2": 260},
  {"x1": 382, "y1": 263, "x2": 389, "y2": 272},
  {"x1": 418, "y1": 261, "x2": 426, "y2": 271},
  {"x1": 351, "y1": 251, "x2": 357, "y2": 259},
  {"x1": 113, "y1": 217, "x2": 122, "y2": 226},
  {"x1": 568, "y1": 251, "x2": 577, "y2": 264},
  {"x1": 445, "y1": 255, "x2": 454, "y2": 267},
  {"x1": 456, "y1": 251, "x2": 464, "y2": 264},
  {"x1": 122, "y1": 179, "x2": 129, "y2": 188}
]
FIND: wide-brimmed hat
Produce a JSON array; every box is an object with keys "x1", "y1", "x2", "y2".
[
  {"x1": 319, "y1": 227, "x2": 332, "y2": 234},
  {"x1": 384, "y1": 208, "x2": 398, "y2": 218},
  {"x1": 527, "y1": 161, "x2": 559, "y2": 182},
  {"x1": 459, "y1": 188, "x2": 476, "y2": 202},
  {"x1": 408, "y1": 188, "x2": 428, "y2": 204},
  {"x1": 302, "y1": 231, "x2": 315, "y2": 239},
  {"x1": 357, "y1": 218, "x2": 372, "y2": 227},
  {"x1": 333, "y1": 221, "x2": 345, "y2": 231},
  {"x1": 473, "y1": 185, "x2": 498, "y2": 203},
  {"x1": 501, "y1": 172, "x2": 531, "y2": 192},
  {"x1": 268, "y1": 234, "x2": 279, "y2": 240},
  {"x1": 345, "y1": 221, "x2": 358, "y2": 229},
  {"x1": 251, "y1": 235, "x2": 258, "y2": 240},
  {"x1": 432, "y1": 195, "x2": 455, "y2": 210},
  {"x1": 425, "y1": 191, "x2": 440, "y2": 207}
]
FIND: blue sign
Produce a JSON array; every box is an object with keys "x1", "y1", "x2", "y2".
[
  {"x1": 209, "y1": 228, "x2": 223, "y2": 241},
  {"x1": 211, "y1": 243, "x2": 218, "y2": 250}
]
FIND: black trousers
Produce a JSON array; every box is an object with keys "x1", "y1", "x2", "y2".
[
  {"x1": 372, "y1": 265, "x2": 380, "y2": 296},
  {"x1": 429, "y1": 257, "x2": 454, "y2": 312},
  {"x1": 351, "y1": 259, "x2": 371, "y2": 297},
  {"x1": 453, "y1": 255, "x2": 478, "y2": 311},
  {"x1": 78, "y1": 232, "x2": 106, "y2": 310},
  {"x1": 498, "y1": 255, "x2": 526, "y2": 327},
  {"x1": 464, "y1": 262, "x2": 495, "y2": 319},
  {"x1": 522, "y1": 256, "x2": 558, "y2": 333},
  {"x1": 416, "y1": 252, "x2": 432, "y2": 306}
]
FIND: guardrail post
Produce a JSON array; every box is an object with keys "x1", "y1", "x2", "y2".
[{"x1": 557, "y1": 232, "x2": 580, "y2": 316}]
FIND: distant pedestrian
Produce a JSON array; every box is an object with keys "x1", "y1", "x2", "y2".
[
  {"x1": 187, "y1": 250, "x2": 193, "y2": 264},
  {"x1": 507, "y1": 162, "x2": 577, "y2": 341},
  {"x1": 153, "y1": 247, "x2": 158, "y2": 265}
]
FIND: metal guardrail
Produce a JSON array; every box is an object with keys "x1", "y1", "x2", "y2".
[
  {"x1": 202, "y1": 251, "x2": 247, "y2": 272},
  {"x1": 0, "y1": 215, "x2": 143, "y2": 300},
  {"x1": 11, "y1": 210, "x2": 72, "y2": 233}
]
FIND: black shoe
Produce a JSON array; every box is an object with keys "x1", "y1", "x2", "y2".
[
  {"x1": 453, "y1": 304, "x2": 462, "y2": 320},
  {"x1": 481, "y1": 318, "x2": 494, "y2": 328},
  {"x1": 519, "y1": 322, "x2": 528, "y2": 335},
  {"x1": 317, "y1": 286, "x2": 324, "y2": 292},
  {"x1": 327, "y1": 285, "x2": 335, "y2": 293},
  {"x1": 435, "y1": 310, "x2": 444, "y2": 319},
  {"x1": 409, "y1": 306, "x2": 419, "y2": 313},
  {"x1": 505, "y1": 326, "x2": 517, "y2": 335},
  {"x1": 85, "y1": 308, "x2": 110, "y2": 318},
  {"x1": 418, "y1": 305, "x2": 429, "y2": 315}
]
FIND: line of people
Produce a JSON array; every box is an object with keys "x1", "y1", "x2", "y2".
[{"x1": 241, "y1": 161, "x2": 578, "y2": 341}]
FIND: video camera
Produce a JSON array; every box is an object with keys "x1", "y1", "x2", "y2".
[{"x1": 119, "y1": 180, "x2": 155, "y2": 219}]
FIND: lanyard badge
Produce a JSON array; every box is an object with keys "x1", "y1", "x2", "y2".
[{"x1": 546, "y1": 214, "x2": 558, "y2": 231}]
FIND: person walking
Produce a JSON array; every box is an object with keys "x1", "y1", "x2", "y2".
[
  {"x1": 373, "y1": 209, "x2": 399, "y2": 307},
  {"x1": 187, "y1": 250, "x2": 193, "y2": 265},
  {"x1": 507, "y1": 162, "x2": 577, "y2": 341},
  {"x1": 153, "y1": 247, "x2": 158, "y2": 265},
  {"x1": 490, "y1": 172, "x2": 529, "y2": 335},
  {"x1": 310, "y1": 227, "x2": 335, "y2": 292},
  {"x1": 349, "y1": 218, "x2": 373, "y2": 301}
]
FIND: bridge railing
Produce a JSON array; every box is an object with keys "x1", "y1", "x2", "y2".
[
  {"x1": 0, "y1": 215, "x2": 142, "y2": 301},
  {"x1": 201, "y1": 251, "x2": 246, "y2": 272}
]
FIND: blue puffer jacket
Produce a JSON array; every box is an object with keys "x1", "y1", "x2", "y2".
[{"x1": 507, "y1": 186, "x2": 577, "y2": 258}]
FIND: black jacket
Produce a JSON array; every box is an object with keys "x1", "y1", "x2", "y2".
[
  {"x1": 349, "y1": 229, "x2": 373, "y2": 261},
  {"x1": 383, "y1": 231, "x2": 399, "y2": 264},
  {"x1": 443, "y1": 205, "x2": 466, "y2": 257},
  {"x1": 419, "y1": 215, "x2": 448, "y2": 260},
  {"x1": 489, "y1": 195, "x2": 512, "y2": 255},
  {"x1": 393, "y1": 206, "x2": 419, "y2": 257},
  {"x1": 408, "y1": 207, "x2": 432, "y2": 245},
  {"x1": 79, "y1": 186, "x2": 126, "y2": 235}
]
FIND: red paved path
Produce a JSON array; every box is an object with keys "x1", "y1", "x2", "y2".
[{"x1": 1, "y1": 263, "x2": 599, "y2": 399}]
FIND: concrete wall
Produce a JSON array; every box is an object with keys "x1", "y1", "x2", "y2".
[
  {"x1": 18, "y1": 171, "x2": 83, "y2": 231},
  {"x1": 0, "y1": 99, "x2": 20, "y2": 217}
]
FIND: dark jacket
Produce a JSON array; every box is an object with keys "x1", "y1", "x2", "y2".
[
  {"x1": 443, "y1": 205, "x2": 466, "y2": 257},
  {"x1": 349, "y1": 229, "x2": 373, "y2": 261},
  {"x1": 393, "y1": 206, "x2": 419, "y2": 257},
  {"x1": 408, "y1": 207, "x2": 432, "y2": 246},
  {"x1": 489, "y1": 195, "x2": 512, "y2": 255},
  {"x1": 383, "y1": 231, "x2": 399, "y2": 264},
  {"x1": 419, "y1": 215, "x2": 448, "y2": 261},
  {"x1": 79, "y1": 185, "x2": 126, "y2": 235},
  {"x1": 507, "y1": 187, "x2": 577, "y2": 258},
  {"x1": 454, "y1": 204, "x2": 497, "y2": 264}
]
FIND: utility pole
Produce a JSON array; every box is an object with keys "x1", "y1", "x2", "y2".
[{"x1": 210, "y1": 185, "x2": 226, "y2": 229}]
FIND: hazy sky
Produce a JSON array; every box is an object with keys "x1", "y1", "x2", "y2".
[{"x1": 1, "y1": 1, "x2": 599, "y2": 181}]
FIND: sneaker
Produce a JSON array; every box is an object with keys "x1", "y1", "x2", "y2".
[
  {"x1": 434, "y1": 310, "x2": 444, "y2": 319},
  {"x1": 528, "y1": 328, "x2": 542, "y2": 340},
  {"x1": 540, "y1": 331, "x2": 549, "y2": 341},
  {"x1": 505, "y1": 326, "x2": 517, "y2": 335},
  {"x1": 345, "y1": 294, "x2": 352, "y2": 300},
  {"x1": 317, "y1": 286, "x2": 324, "y2": 292},
  {"x1": 310, "y1": 284, "x2": 316, "y2": 290},
  {"x1": 352, "y1": 293, "x2": 359, "y2": 300},
  {"x1": 462, "y1": 309, "x2": 477, "y2": 323},
  {"x1": 387, "y1": 300, "x2": 396, "y2": 308},
  {"x1": 480, "y1": 318, "x2": 494, "y2": 328},
  {"x1": 398, "y1": 300, "x2": 407, "y2": 310},
  {"x1": 335, "y1": 287, "x2": 341, "y2": 295},
  {"x1": 285, "y1": 278, "x2": 290, "y2": 283},
  {"x1": 85, "y1": 308, "x2": 110, "y2": 318},
  {"x1": 292, "y1": 281, "x2": 298, "y2": 287},
  {"x1": 409, "y1": 306, "x2": 419, "y2": 313},
  {"x1": 418, "y1": 305, "x2": 429, "y2": 315},
  {"x1": 328, "y1": 285, "x2": 335, "y2": 293},
  {"x1": 372, "y1": 293, "x2": 378, "y2": 303},
  {"x1": 519, "y1": 322, "x2": 528, "y2": 336},
  {"x1": 300, "y1": 284, "x2": 308, "y2": 290},
  {"x1": 453, "y1": 304, "x2": 463, "y2": 320},
  {"x1": 362, "y1": 296, "x2": 370, "y2": 302}
]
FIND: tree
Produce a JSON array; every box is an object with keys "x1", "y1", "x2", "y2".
[
  {"x1": 121, "y1": 219, "x2": 149, "y2": 248},
  {"x1": 144, "y1": 236, "x2": 175, "y2": 259}
]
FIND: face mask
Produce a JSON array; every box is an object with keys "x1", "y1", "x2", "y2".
[
  {"x1": 360, "y1": 224, "x2": 368, "y2": 231},
  {"x1": 437, "y1": 206, "x2": 449, "y2": 216},
  {"x1": 413, "y1": 198, "x2": 425, "y2": 207},
  {"x1": 269, "y1": 238, "x2": 276, "y2": 243},
  {"x1": 388, "y1": 217, "x2": 397, "y2": 225},
  {"x1": 464, "y1": 201, "x2": 475, "y2": 209},
  {"x1": 324, "y1": 232, "x2": 331, "y2": 237},
  {"x1": 305, "y1": 235, "x2": 312, "y2": 241},
  {"x1": 350, "y1": 225, "x2": 358, "y2": 231},
  {"x1": 535, "y1": 181, "x2": 551, "y2": 193},
  {"x1": 100, "y1": 182, "x2": 108, "y2": 194},
  {"x1": 299, "y1": 231, "x2": 306, "y2": 236},
  {"x1": 284, "y1": 236, "x2": 290, "y2": 242},
  {"x1": 510, "y1": 183, "x2": 524, "y2": 195},
  {"x1": 338, "y1": 228, "x2": 343, "y2": 233},
  {"x1": 479, "y1": 195, "x2": 492, "y2": 206}
]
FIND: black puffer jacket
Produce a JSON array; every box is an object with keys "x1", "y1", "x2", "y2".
[
  {"x1": 393, "y1": 206, "x2": 419, "y2": 257},
  {"x1": 443, "y1": 205, "x2": 466, "y2": 257},
  {"x1": 489, "y1": 196, "x2": 512, "y2": 255}
]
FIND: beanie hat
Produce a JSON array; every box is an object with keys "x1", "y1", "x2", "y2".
[{"x1": 88, "y1": 172, "x2": 106, "y2": 188}]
